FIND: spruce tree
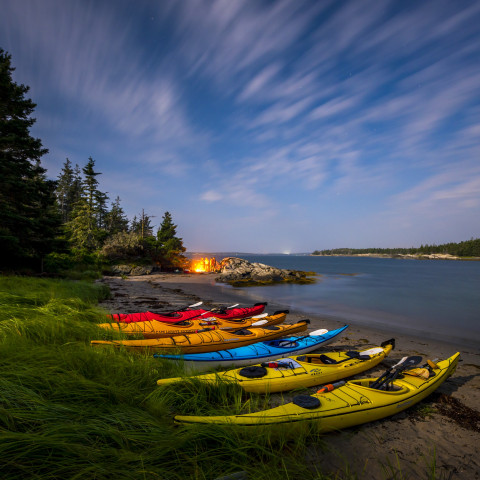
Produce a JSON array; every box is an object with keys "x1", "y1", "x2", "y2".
[
  {"x1": 157, "y1": 211, "x2": 186, "y2": 268},
  {"x1": 0, "y1": 49, "x2": 61, "y2": 268},
  {"x1": 105, "y1": 196, "x2": 129, "y2": 235},
  {"x1": 56, "y1": 158, "x2": 74, "y2": 222},
  {"x1": 66, "y1": 157, "x2": 109, "y2": 251}
]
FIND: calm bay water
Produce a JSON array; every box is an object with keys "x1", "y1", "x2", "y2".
[{"x1": 218, "y1": 255, "x2": 480, "y2": 349}]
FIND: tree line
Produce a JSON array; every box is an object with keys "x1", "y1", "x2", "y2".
[
  {"x1": 0, "y1": 48, "x2": 186, "y2": 273},
  {"x1": 312, "y1": 238, "x2": 480, "y2": 258}
]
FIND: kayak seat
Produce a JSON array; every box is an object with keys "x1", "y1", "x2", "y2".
[{"x1": 319, "y1": 354, "x2": 337, "y2": 364}]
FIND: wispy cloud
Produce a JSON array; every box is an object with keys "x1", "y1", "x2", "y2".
[{"x1": 1, "y1": 0, "x2": 479, "y2": 249}]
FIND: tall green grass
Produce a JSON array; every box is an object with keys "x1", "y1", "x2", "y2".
[{"x1": 0, "y1": 276, "x2": 333, "y2": 480}]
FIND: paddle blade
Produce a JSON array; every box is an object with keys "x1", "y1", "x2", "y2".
[
  {"x1": 398, "y1": 355, "x2": 423, "y2": 371},
  {"x1": 188, "y1": 302, "x2": 203, "y2": 308},
  {"x1": 251, "y1": 319, "x2": 268, "y2": 326},
  {"x1": 360, "y1": 347, "x2": 384, "y2": 357},
  {"x1": 251, "y1": 313, "x2": 268, "y2": 319},
  {"x1": 309, "y1": 328, "x2": 329, "y2": 336}
]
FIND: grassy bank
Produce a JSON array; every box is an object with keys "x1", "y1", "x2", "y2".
[{"x1": 0, "y1": 276, "x2": 331, "y2": 480}]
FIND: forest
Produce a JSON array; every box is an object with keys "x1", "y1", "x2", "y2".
[
  {"x1": 312, "y1": 238, "x2": 480, "y2": 258},
  {"x1": 0, "y1": 49, "x2": 186, "y2": 276}
]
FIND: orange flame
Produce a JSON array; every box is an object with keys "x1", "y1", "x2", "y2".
[{"x1": 190, "y1": 257, "x2": 216, "y2": 273}]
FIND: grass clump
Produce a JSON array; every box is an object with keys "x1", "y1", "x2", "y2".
[{"x1": 0, "y1": 275, "x2": 332, "y2": 480}]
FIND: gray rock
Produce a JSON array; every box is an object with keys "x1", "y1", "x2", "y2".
[
  {"x1": 215, "y1": 257, "x2": 310, "y2": 285},
  {"x1": 108, "y1": 264, "x2": 155, "y2": 276},
  {"x1": 130, "y1": 265, "x2": 154, "y2": 276},
  {"x1": 110, "y1": 264, "x2": 132, "y2": 275}
]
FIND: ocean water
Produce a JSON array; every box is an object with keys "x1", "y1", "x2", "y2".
[{"x1": 213, "y1": 255, "x2": 480, "y2": 349}]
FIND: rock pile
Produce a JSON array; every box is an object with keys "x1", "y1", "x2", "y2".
[
  {"x1": 107, "y1": 264, "x2": 157, "y2": 276},
  {"x1": 215, "y1": 257, "x2": 315, "y2": 286}
]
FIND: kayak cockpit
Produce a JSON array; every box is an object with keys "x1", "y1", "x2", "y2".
[{"x1": 348, "y1": 379, "x2": 410, "y2": 394}]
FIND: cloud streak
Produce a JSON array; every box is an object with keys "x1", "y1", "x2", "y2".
[{"x1": 1, "y1": 0, "x2": 479, "y2": 250}]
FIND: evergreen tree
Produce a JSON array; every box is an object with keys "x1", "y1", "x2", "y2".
[
  {"x1": 82, "y1": 157, "x2": 103, "y2": 210},
  {"x1": 0, "y1": 49, "x2": 61, "y2": 268},
  {"x1": 156, "y1": 211, "x2": 186, "y2": 268},
  {"x1": 66, "y1": 198, "x2": 100, "y2": 251},
  {"x1": 105, "y1": 196, "x2": 129, "y2": 235},
  {"x1": 94, "y1": 190, "x2": 109, "y2": 230},
  {"x1": 71, "y1": 163, "x2": 83, "y2": 206},
  {"x1": 56, "y1": 158, "x2": 74, "y2": 222},
  {"x1": 65, "y1": 157, "x2": 112, "y2": 251},
  {"x1": 131, "y1": 210, "x2": 154, "y2": 238}
]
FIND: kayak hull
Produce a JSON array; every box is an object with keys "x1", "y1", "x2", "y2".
[
  {"x1": 157, "y1": 340, "x2": 394, "y2": 393},
  {"x1": 91, "y1": 320, "x2": 310, "y2": 354},
  {"x1": 154, "y1": 325, "x2": 349, "y2": 371},
  {"x1": 108, "y1": 303, "x2": 267, "y2": 324},
  {"x1": 174, "y1": 352, "x2": 460, "y2": 431},
  {"x1": 98, "y1": 311, "x2": 288, "y2": 339}
]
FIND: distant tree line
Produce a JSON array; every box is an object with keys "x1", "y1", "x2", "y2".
[
  {"x1": 0, "y1": 48, "x2": 186, "y2": 273},
  {"x1": 312, "y1": 238, "x2": 480, "y2": 258}
]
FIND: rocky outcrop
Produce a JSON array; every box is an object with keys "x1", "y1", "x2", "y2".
[
  {"x1": 107, "y1": 264, "x2": 156, "y2": 276},
  {"x1": 215, "y1": 257, "x2": 315, "y2": 286}
]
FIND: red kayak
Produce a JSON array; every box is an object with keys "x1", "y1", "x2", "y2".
[{"x1": 107, "y1": 302, "x2": 267, "y2": 324}]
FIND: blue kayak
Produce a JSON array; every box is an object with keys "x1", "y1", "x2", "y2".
[{"x1": 153, "y1": 325, "x2": 348, "y2": 371}]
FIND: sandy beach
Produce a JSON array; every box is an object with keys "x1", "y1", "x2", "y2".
[{"x1": 98, "y1": 273, "x2": 480, "y2": 479}]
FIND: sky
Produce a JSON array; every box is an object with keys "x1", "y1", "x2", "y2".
[{"x1": 1, "y1": 0, "x2": 480, "y2": 253}]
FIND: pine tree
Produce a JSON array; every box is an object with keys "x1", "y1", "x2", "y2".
[
  {"x1": 105, "y1": 196, "x2": 129, "y2": 235},
  {"x1": 156, "y1": 211, "x2": 186, "y2": 268},
  {"x1": 67, "y1": 198, "x2": 100, "y2": 251},
  {"x1": 82, "y1": 157, "x2": 103, "y2": 210},
  {"x1": 71, "y1": 163, "x2": 83, "y2": 206},
  {"x1": 131, "y1": 210, "x2": 154, "y2": 239},
  {"x1": 0, "y1": 49, "x2": 61, "y2": 268},
  {"x1": 56, "y1": 158, "x2": 74, "y2": 222}
]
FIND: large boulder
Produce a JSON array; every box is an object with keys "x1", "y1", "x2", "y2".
[
  {"x1": 215, "y1": 257, "x2": 314, "y2": 286},
  {"x1": 107, "y1": 264, "x2": 156, "y2": 276}
]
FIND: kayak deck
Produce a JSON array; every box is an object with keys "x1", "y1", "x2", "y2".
[{"x1": 174, "y1": 352, "x2": 460, "y2": 430}]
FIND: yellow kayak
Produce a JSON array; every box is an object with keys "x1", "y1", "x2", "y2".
[
  {"x1": 157, "y1": 339, "x2": 395, "y2": 393},
  {"x1": 174, "y1": 352, "x2": 460, "y2": 431},
  {"x1": 91, "y1": 320, "x2": 310, "y2": 354},
  {"x1": 97, "y1": 311, "x2": 288, "y2": 339}
]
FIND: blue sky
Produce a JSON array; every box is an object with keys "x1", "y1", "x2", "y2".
[{"x1": 1, "y1": 0, "x2": 480, "y2": 253}]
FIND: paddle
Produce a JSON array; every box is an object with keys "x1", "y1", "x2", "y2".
[
  {"x1": 177, "y1": 301, "x2": 203, "y2": 312},
  {"x1": 404, "y1": 357, "x2": 440, "y2": 379},
  {"x1": 319, "y1": 346, "x2": 385, "y2": 365},
  {"x1": 198, "y1": 304, "x2": 239, "y2": 317},
  {"x1": 172, "y1": 304, "x2": 241, "y2": 323},
  {"x1": 286, "y1": 326, "x2": 327, "y2": 344},
  {"x1": 370, "y1": 355, "x2": 423, "y2": 391}
]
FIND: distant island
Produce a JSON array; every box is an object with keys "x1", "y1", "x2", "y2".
[{"x1": 312, "y1": 238, "x2": 480, "y2": 260}]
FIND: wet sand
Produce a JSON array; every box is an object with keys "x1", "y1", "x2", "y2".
[{"x1": 98, "y1": 273, "x2": 480, "y2": 479}]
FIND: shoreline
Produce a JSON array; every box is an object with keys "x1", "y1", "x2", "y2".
[
  {"x1": 98, "y1": 273, "x2": 480, "y2": 479},
  {"x1": 311, "y1": 253, "x2": 480, "y2": 261}
]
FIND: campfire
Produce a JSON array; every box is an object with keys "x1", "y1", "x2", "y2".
[{"x1": 190, "y1": 257, "x2": 217, "y2": 273}]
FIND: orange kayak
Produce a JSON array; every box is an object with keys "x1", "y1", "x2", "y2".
[
  {"x1": 97, "y1": 311, "x2": 288, "y2": 339},
  {"x1": 91, "y1": 320, "x2": 310, "y2": 354}
]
